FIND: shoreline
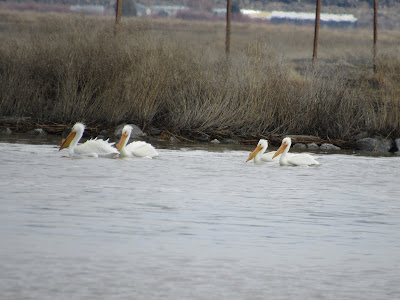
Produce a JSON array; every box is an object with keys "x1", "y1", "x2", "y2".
[{"x1": 1, "y1": 119, "x2": 399, "y2": 154}]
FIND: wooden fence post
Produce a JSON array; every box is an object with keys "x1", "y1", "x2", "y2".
[
  {"x1": 373, "y1": 0, "x2": 378, "y2": 73},
  {"x1": 312, "y1": 0, "x2": 321, "y2": 69},
  {"x1": 114, "y1": 0, "x2": 123, "y2": 35},
  {"x1": 226, "y1": 0, "x2": 232, "y2": 55}
]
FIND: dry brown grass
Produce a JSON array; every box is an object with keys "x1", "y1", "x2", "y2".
[{"x1": 0, "y1": 11, "x2": 399, "y2": 140}]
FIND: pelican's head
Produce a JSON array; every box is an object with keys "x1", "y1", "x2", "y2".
[
  {"x1": 272, "y1": 137, "x2": 292, "y2": 159},
  {"x1": 116, "y1": 125, "x2": 132, "y2": 151},
  {"x1": 246, "y1": 139, "x2": 268, "y2": 162},
  {"x1": 59, "y1": 122, "x2": 85, "y2": 151}
]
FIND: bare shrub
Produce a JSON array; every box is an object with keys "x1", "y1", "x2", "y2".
[{"x1": 1, "y1": 13, "x2": 399, "y2": 140}]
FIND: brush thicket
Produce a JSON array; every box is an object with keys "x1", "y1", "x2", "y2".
[{"x1": 0, "y1": 13, "x2": 399, "y2": 139}]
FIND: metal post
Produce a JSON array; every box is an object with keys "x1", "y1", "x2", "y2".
[
  {"x1": 226, "y1": 0, "x2": 231, "y2": 55},
  {"x1": 312, "y1": 0, "x2": 321, "y2": 69}
]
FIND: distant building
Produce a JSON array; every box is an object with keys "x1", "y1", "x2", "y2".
[
  {"x1": 268, "y1": 11, "x2": 357, "y2": 27},
  {"x1": 241, "y1": 9, "x2": 271, "y2": 20},
  {"x1": 150, "y1": 5, "x2": 188, "y2": 17},
  {"x1": 242, "y1": 9, "x2": 357, "y2": 27},
  {"x1": 136, "y1": 4, "x2": 151, "y2": 17},
  {"x1": 70, "y1": 4, "x2": 105, "y2": 15}
]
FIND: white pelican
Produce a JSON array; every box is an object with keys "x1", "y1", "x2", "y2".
[
  {"x1": 116, "y1": 125, "x2": 158, "y2": 158},
  {"x1": 59, "y1": 122, "x2": 119, "y2": 158},
  {"x1": 272, "y1": 137, "x2": 319, "y2": 166},
  {"x1": 246, "y1": 139, "x2": 279, "y2": 163}
]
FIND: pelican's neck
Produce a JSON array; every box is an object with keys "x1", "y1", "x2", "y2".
[
  {"x1": 69, "y1": 128, "x2": 84, "y2": 155},
  {"x1": 279, "y1": 140, "x2": 292, "y2": 166},
  {"x1": 122, "y1": 130, "x2": 131, "y2": 149},
  {"x1": 254, "y1": 146, "x2": 266, "y2": 163},
  {"x1": 119, "y1": 130, "x2": 131, "y2": 157},
  {"x1": 120, "y1": 146, "x2": 130, "y2": 157}
]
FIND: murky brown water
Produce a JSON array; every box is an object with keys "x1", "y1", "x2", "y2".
[{"x1": 1, "y1": 137, "x2": 400, "y2": 299}]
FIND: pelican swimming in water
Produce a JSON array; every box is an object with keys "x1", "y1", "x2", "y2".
[
  {"x1": 246, "y1": 139, "x2": 279, "y2": 163},
  {"x1": 116, "y1": 125, "x2": 158, "y2": 158},
  {"x1": 272, "y1": 137, "x2": 319, "y2": 166},
  {"x1": 59, "y1": 122, "x2": 119, "y2": 158}
]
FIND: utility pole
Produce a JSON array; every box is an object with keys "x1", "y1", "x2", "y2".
[
  {"x1": 312, "y1": 0, "x2": 321, "y2": 69},
  {"x1": 114, "y1": 0, "x2": 123, "y2": 35},
  {"x1": 226, "y1": 0, "x2": 231, "y2": 55},
  {"x1": 373, "y1": 0, "x2": 378, "y2": 73}
]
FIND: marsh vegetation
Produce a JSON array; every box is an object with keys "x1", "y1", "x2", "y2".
[{"x1": 0, "y1": 11, "x2": 399, "y2": 144}]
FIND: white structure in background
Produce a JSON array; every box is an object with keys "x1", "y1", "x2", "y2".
[
  {"x1": 212, "y1": 8, "x2": 226, "y2": 16},
  {"x1": 150, "y1": 5, "x2": 188, "y2": 17},
  {"x1": 241, "y1": 9, "x2": 271, "y2": 19},
  {"x1": 269, "y1": 10, "x2": 357, "y2": 25},
  {"x1": 242, "y1": 9, "x2": 357, "y2": 27},
  {"x1": 136, "y1": 4, "x2": 151, "y2": 17},
  {"x1": 70, "y1": 5, "x2": 105, "y2": 15}
]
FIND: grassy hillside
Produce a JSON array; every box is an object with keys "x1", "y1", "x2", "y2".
[{"x1": 0, "y1": 11, "x2": 399, "y2": 143}]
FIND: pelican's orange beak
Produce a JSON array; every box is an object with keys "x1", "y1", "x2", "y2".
[
  {"x1": 272, "y1": 142, "x2": 287, "y2": 159},
  {"x1": 116, "y1": 132, "x2": 128, "y2": 151},
  {"x1": 59, "y1": 131, "x2": 76, "y2": 151},
  {"x1": 246, "y1": 144, "x2": 263, "y2": 162}
]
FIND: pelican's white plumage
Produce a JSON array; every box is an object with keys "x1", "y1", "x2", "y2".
[
  {"x1": 59, "y1": 123, "x2": 119, "y2": 158},
  {"x1": 116, "y1": 125, "x2": 158, "y2": 158},
  {"x1": 272, "y1": 137, "x2": 319, "y2": 166},
  {"x1": 246, "y1": 139, "x2": 279, "y2": 163}
]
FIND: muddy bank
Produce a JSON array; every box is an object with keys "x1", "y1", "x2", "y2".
[{"x1": 2, "y1": 117, "x2": 400, "y2": 154}]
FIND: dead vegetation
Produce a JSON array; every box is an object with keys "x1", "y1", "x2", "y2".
[{"x1": 0, "y1": 12, "x2": 399, "y2": 142}]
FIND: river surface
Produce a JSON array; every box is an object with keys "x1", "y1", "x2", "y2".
[{"x1": 1, "y1": 136, "x2": 400, "y2": 300}]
